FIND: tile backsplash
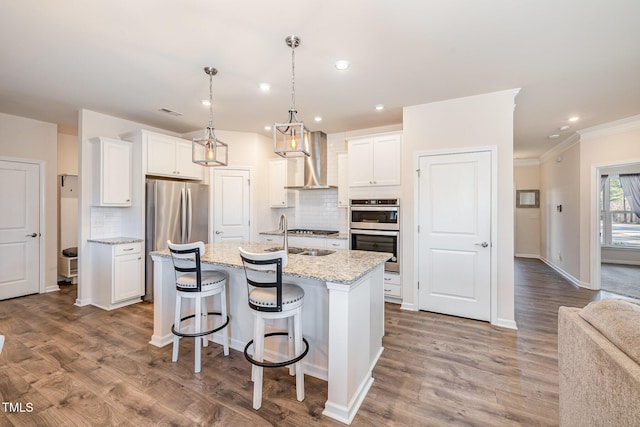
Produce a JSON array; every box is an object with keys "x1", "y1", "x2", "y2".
[
  {"x1": 90, "y1": 207, "x2": 122, "y2": 239},
  {"x1": 278, "y1": 189, "x2": 348, "y2": 232}
]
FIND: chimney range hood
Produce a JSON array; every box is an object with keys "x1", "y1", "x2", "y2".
[{"x1": 286, "y1": 131, "x2": 336, "y2": 189}]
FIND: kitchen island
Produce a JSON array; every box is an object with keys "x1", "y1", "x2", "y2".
[{"x1": 150, "y1": 241, "x2": 390, "y2": 424}]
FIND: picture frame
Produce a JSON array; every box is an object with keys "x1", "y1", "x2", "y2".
[{"x1": 516, "y1": 189, "x2": 539, "y2": 208}]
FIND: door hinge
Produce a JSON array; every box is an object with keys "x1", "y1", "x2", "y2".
[
  {"x1": 417, "y1": 225, "x2": 420, "y2": 233},
  {"x1": 247, "y1": 179, "x2": 250, "y2": 186},
  {"x1": 417, "y1": 281, "x2": 420, "y2": 289},
  {"x1": 416, "y1": 169, "x2": 420, "y2": 178}
]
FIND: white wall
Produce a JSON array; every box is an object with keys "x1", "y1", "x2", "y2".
[
  {"x1": 57, "y1": 132, "x2": 78, "y2": 175},
  {"x1": 514, "y1": 161, "x2": 541, "y2": 258},
  {"x1": 539, "y1": 141, "x2": 581, "y2": 284},
  {"x1": 577, "y1": 115, "x2": 640, "y2": 286},
  {"x1": 0, "y1": 112, "x2": 58, "y2": 291},
  {"x1": 402, "y1": 90, "x2": 517, "y2": 327}
]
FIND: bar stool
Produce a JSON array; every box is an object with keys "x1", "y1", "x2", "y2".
[
  {"x1": 238, "y1": 247, "x2": 309, "y2": 410},
  {"x1": 168, "y1": 241, "x2": 229, "y2": 373}
]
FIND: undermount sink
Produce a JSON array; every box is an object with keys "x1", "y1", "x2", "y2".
[
  {"x1": 264, "y1": 246, "x2": 306, "y2": 254},
  {"x1": 263, "y1": 247, "x2": 335, "y2": 256},
  {"x1": 299, "y1": 249, "x2": 335, "y2": 257}
]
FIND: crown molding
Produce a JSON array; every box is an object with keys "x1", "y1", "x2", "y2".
[
  {"x1": 539, "y1": 133, "x2": 580, "y2": 164},
  {"x1": 577, "y1": 114, "x2": 640, "y2": 141}
]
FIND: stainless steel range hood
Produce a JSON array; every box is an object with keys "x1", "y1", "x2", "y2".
[{"x1": 286, "y1": 131, "x2": 335, "y2": 189}]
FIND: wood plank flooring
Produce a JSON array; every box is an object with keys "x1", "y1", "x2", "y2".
[{"x1": 0, "y1": 259, "x2": 626, "y2": 426}]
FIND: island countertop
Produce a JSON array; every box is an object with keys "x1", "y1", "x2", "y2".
[{"x1": 152, "y1": 241, "x2": 391, "y2": 285}]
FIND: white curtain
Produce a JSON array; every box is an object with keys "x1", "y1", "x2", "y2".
[{"x1": 619, "y1": 174, "x2": 640, "y2": 216}]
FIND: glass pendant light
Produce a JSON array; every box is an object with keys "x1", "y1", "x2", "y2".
[
  {"x1": 193, "y1": 66, "x2": 228, "y2": 167},
  {"x1": 274, "y1": 35, "x2": 311, "y2": 158}
]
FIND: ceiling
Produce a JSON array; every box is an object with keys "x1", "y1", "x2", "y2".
[{"x1": 1, "y1": 1, "x2": 639, "y2": 159}]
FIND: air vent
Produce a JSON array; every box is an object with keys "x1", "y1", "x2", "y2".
[{"x1": 158, "y1": 108, "x2": 183, "y2": 116}]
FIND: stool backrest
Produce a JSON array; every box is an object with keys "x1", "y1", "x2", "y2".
[
  {"x1": 239, "y1": 247, "x2": 288, "y2": 312},
  {"x1": 168, "y1": 241, "x2": 206, "y2": 292}
]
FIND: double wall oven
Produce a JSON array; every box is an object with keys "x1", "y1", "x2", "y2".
[{"x1": 349, "y1": 198, "x2": 400, "y2": 273}]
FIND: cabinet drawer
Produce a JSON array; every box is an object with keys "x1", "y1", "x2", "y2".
[
  {"x1": 383, "y1": 283, "x2": 401, "y2": 297},
  {"x1": 383, "y1": 272, "x2": 401, "y2": 285},
  {"x1": 260, "y1": 235, "x2": 280, "y2": 244},
  {"x1": 114, "y1": 243, "x2": 141, "y2": 256},
  {"x1": 326, "y1": 239, "x2": 347, "y2": 249}
]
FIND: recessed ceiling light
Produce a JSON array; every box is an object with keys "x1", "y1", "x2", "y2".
[
  {"x1": 201, "y1": 100, "x2": 211, "y2": 106},
  {"x1": 259, "y1": 83, "x2": 271, "y2": 92},
  {"x1": 335, "y1": 60, "x2": 350, "y2": 70},
  {"x1": 375, "y1": 104, "x2": 384, "y2": 111},
  {"x1": 264, "y1": 125, "x2": 272, "y2": 131},
  {"x1": 314, "y1": 116, "x2": 322, "y2": 122},
  {"x1": 548, "y1": 134, "x2": 560, "y2": 140},
  {"x1": 559, "y1": 125, "x2": 570, "y2": 131},
  {"x1": 568, "y1": 116, "x2": 580, "y2": 122}
]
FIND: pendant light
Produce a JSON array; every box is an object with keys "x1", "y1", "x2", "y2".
[
  {"x1": 193, "y1": 66, "x2": 228, "y2": 167},
  {"x1": 274, "y1": 35, "x2": 310, "y2": 158}
]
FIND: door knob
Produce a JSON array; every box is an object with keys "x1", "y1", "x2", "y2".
[
  {"x1": 475, "y1": 242, "x2": 489, "y2": 248},
  {"x1": 215, "y1": 231, "x2": 223, "y2": 235},
  {"x1": 26, "y1": 233, "x2": 38, "y2": 238}
]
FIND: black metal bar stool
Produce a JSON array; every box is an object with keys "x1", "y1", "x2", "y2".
[
  {"x1": 168, "y1": 241, "x2": 229, "y2": 373},
  {"x1": 238, "y1": 247, "x2": 309, "y2": 410}
]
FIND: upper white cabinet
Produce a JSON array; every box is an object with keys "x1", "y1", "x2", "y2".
[
  {"x1": 337, "y1": 153, "x2": 349, "y2": 208},
  {"x1": 123, "y1": 130, "x2": 203, "y2": 180},
  {"x1": 348, "y1": 133, "x2": 401, "y2": 187},
  {"x1": 91, "y1": 137, "x2": 132, "y2": 206},
  {"x1": 269, "y1": 158, "x2": 303, "y2": 208}
]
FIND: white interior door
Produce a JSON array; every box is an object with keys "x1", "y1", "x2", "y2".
[
  {"x1": 213, "y1": 169, "x2": 250, "y2": 242},
  {"x1": 418, "y1": 151, "x2": 492, "y2": 321},
  {"x1": 0, "y1": 160, "x2": 40, "y2": 300}
]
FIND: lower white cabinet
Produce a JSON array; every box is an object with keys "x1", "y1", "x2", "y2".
[
  {"x1": 92, "y1": 242, "x2": 143, "y2": 310},
  {"x1": 259, "y1": 234, "x2": 348, "y2": 250},
  {"x1": 383, "y1": 272, "x2": 402, "y2": 301}
]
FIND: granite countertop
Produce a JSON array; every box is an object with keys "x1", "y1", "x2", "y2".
[
  {"x1": 88, "y1": 237, "x2": 143, "y2": 245},
  {"x1": 151, "y1": 241, "x2": 390, "y2": 285},
  {"x1": 259, "y1": 230, "x2": 348, "y2": 240}
]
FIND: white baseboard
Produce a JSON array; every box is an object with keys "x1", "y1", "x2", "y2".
[
  {"x1": 400, "y1": 302, "x2": 416, "y2": 311},
  {"x1": 540, "y1": 257, "x2": 581, "y2": 287},
  {"x1": 493, "y1": 318, "x2": 518, "y2": 330},
  {"x1": 45, "y1": 284, "x2": 60, "y2": 293},
  {"x1": 515, "y1": 253, "x2": 540, "y2": 259},
  {"x1": 602, "y1": 259, "x2": 640, "y2": 266}
]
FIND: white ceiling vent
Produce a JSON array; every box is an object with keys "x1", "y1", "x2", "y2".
[{"x1": 158, "y1": 108, "x2": 183, "y2": 116}]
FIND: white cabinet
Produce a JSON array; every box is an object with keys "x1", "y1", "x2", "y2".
[
  {"x1": 325, "y1": 238, "x2": 348, "y2": 249},
  {"x1": 91, "y1": 137, "x2": 132, "y2": 206},
  {"x1": 383, "y1": 272, "x2": 401, "y2": 301},
  {"x1": 337, "y1": 153, "x2": 349, "y2": 208},
  {"x1": 123, "y1": 130, "x2": 203, "y2": 180},
  {"x1": 348, "y1": 133, "x2": 401, "y2": 187},
  {"x1": 259, "y1": 234, "x2": 348, "y2": 250},
  {"x1": 92, "y1": 242, "x2": 143, "y2": 310},
  {"x1": 269, "y1": 158, "x2": 303, "y2": 207}
]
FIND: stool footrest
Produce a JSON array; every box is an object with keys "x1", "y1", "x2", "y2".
[
  {"x1": 172, "y1": 312, "x2": 230, "y2": 338},
  {"x1": 244, "y1": 332, "x2": 309, "y2": 368}
]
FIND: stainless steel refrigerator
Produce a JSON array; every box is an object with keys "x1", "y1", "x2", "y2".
[{"x1": 145, "y1": 179, "x2": 209, "y2": 301}]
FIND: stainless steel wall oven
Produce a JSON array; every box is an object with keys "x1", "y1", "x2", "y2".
[{"x1": 350, "y1": 199, "x2": 399, "y2": 273}]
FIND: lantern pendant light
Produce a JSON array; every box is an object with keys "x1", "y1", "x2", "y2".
[
  {"x1": 274, "y1": 35, "x2": 311, "y2": 158},
  {"x1": 193, "y1": 66, "x2": 228, "y2": 167}
]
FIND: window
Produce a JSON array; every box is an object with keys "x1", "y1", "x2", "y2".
[{"x1": 601, "y1": 174, "x2": 640, "y2": 246}]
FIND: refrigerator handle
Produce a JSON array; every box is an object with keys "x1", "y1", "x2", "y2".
[
  {"x1": 186, "y1": 188, "x2": 193, "y2": 242},
  {"x1": 180, "y1": 188, "x2": 187, "y2": 243}
]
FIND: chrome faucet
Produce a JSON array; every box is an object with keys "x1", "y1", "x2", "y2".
[{"x1": 278, "y1": 214, "x2": 289, "y2": 253}]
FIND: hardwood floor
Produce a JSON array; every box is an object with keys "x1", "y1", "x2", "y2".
[{"x1": 0, "y1": 259, "x2": 619, "y2": 426}]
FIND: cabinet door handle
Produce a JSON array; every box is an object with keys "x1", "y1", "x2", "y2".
[
  {"x1": 26, "y1": 232, "x2": 38, "y2": 238},
  {"x1": 123, "y1": 248, "x2": 134, "y2": 251}
]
